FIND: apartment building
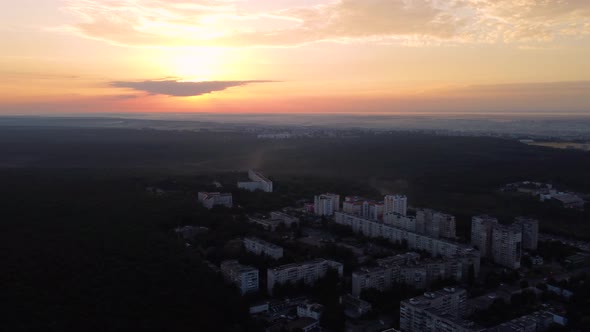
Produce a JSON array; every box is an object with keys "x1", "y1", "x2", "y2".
[
  {"x1": 243, "y1": 237, "x2": 284, "y2": 260},
  {"x1": 314, "y1": 193, "x2": 340, "y2": 216},
  {"x1": 197, "y1": 192, "x2": 233, "y2": 209},
  {"x1": 351, "y1": 253, "x2": 465, "y2": 296},
  {"x1": 384, "y1": 212, "x2": 418, "y2": 231},
  {"x1": 270, "y1": 211, "x2": 300, "y2": 227},
  {"x1": 343, "y1": 196, "x2": 385, "y2": 221},
  {"x1": 471, "y1": 215, "x2": 499, "y2": 257},
  {"x1": 514, "y1": 217, "x2": 539, "y2": 251},
  {"x1": 267, "y1": 259, "x2": 344, "y2": 294},
  {"x1": 334, "y1": 212, "x2": 481, "y2": 277},
  {"x1": 220, "y1": 260, "x2": 259, "y2": 295},
  {"x1": 384, "y1": 194, "x2": 408, "y2": 216},
  {"x1": 237, "y1": 169, "x2": 273, "y2": 192},
  {"x1": 491, "y1": 223, "x2": 523, "y2": 269},
  {"x1": 388, "y1": 209, "x2": 457, "y2": 239},
  {"x1": 400, "y1": 287, "x2": 468, "y2": 332}
]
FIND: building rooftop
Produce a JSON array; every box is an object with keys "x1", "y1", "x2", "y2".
[
  {"x1": 198, "y1": 191, "x2": 232, "y2": 199},
  {"x1": 284, "y1": 317, "x2": 318, "y2": 330},
  {"x1": 249, "y1": 169, "x2": 272, "y2": 183},
  {"x1": 402, "y1": 287, "x2": 465, "y2": 310},
  {"x1": 425, "y1": 307, "x2": 483, "y2": 330},
  {"x1": 269, "y1": 259, "x2": 342, "y2": 273},
  {"x1": 220, "y1": 260, "x2": 258, "y2": 274},
  {"x1": 244, "y1": 237, "x2": 283, "y2": 250},
  {"x1": 553, "y1": 193, "x2": 584, "y2": 204}
]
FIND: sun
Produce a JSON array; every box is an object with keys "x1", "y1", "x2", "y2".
[{"x1": 165, "y1": 47, "x2": 231, "y2": 81}]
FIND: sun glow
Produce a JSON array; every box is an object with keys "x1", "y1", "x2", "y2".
[{"x1": 164, "y1": 47, "x2": 233, "y2": 81}]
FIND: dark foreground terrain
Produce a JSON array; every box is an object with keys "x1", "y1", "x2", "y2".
[{"x1": 2, "y1": 125, "x2": 590, "y2": 330}]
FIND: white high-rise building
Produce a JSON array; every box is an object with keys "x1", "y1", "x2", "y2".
[
  {"x1": 470, "y1": 215, "x2": 498, "y2": 258},
  {"x1": 267, "y1": 259, "x2": 343, "y2": 294},
  {"x1": 220, "y1": 260, "x2": 259, "y2": 295},
  {"x1": 514, "y1": 217, "x2": 539, "y2": 251},
  {"x1": 343, "y1": 196, "x2": 384, "y2": 221},
  {"x1": 314, "y1": 193, "x2": 340, "y2": 216},
  {"x1": 491, "y1": 223, "x2": 523, "y2": 269},
  {"x1": 334, "y1": 212, "x2": 481, "y2": 277},
  {"x1": 384, "y1": 195, "x2": 407, "y2": 216},
  {"x1": 415, "y1": 209, "x2": 457, "y2": 239},
  {"x1": 384, "y1": 212, "x2": 418, "y2": 231},
  {"x1": 343, "y1": 196, "x2": 365, "y2": 216}
]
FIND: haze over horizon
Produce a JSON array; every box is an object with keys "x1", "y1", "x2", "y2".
[{"x1": 1, "y1": 0, "x2": 590, "y2": 116}]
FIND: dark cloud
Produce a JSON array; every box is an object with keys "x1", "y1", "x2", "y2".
[{"x1": 110, "y1": 79, "x2": 276, "y2": 97}]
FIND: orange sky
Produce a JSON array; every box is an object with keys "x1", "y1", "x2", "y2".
[{"x1": 1, "y1": 0, "x2": 590, "y2": 116}]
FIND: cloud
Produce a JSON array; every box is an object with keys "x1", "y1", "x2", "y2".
[
  {"x1": 56, "y1": 0, "x2": 590, "y2": 47},
  {"x1": 110, "y1": 79, "x2": 276, "y2": 96}
]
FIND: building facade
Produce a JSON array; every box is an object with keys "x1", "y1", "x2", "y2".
[
  {"x1": 335, "y1": 212, "x2": 481, "y2": 277},
  {"x1": 470, "y1": 215, "x2": 499, "y2": 258},
  {"x1": 384, "y1": 194, "x2": 408, "y2": 216},
  {"x1": 343, "y1": 196, "x2": 385, "y2": 221},
  {"x1": 314, "y1": 193, "x2": 340, "y2": 216},
  {"x1": 243, "y1": 237, "x2": 284, "y2": 259},
  {"x1": 270, "y1": 211, "x2": 300, "y2": 227},
  {"x1": 514, "y1": 217, "x2": 539, "y2": 251},
  {"x1": 237, "y1": 169, "x2": 273, "y2": 192},
  {"x1": 491, "y1": 223, "x2": 523, "y2": 269},
  {"x1": 267, "y1": 259, "x2": 344, "y2": 294},
  {"x1": 220, "y1": 260, "x2": 259, "y2": 295},
  {"x1": 416, "y1": 209, "x2": 457, "y2": 239},
  {"x1": 197, "y1": 192, "x2": 233, "y2": 209},
  {"x1": 297, "y1": 302, "x2": 324, "y2": 320},
  {"x1": 400, "y1": 287, "x2": 468, "y2": 332},
  {"x1": 352, "y1": 253, "x2": 465, "y2": 296}
]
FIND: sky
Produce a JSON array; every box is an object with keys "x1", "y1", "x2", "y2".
[{"x1": 1, "y1": 0, "x2": 590, "y2": 116}]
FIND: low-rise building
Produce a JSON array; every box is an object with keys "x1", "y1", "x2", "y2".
[
  {"x1": 282, "y1": 317, "x2": 320, "y2": 332},
  {"x1": 530, "y1": 255, "x2": 544, "y2": 265},
  {"x1": 248, "y1": 216, "x2": 295, "y2": 231},
  {"x1": 237, "y1": 169, "x2": 273, "y2": 192},
  {"x1": 297, "y1": 301, "x2": 324, "y2": 320},
  {"x1": 550, "y1": 192, "x2": 585, "y2": 209},
  {"x1": 341, "y1": 294, "x2": 372, "y2": 319},
  {"x1": 270, "y1": 211, "x2": 300, "y2": 227},
  {"x1": 220, "y1": 260, "x2": 259, "y2": 295},
  {"x1": 249, "y1": 302, "x2": 269, "y2": 315},
  {"x1": 267, "y1": 259, "x2": 343, "y2": 294},
  {"x1": 197, "y1": 192, "x2": 233, "y2": 209},
  {"x1": 244, "y1": 237, "x2": 284, "y2": 259},
  {"x1": 565, "y1": 252, "x2": 590, "y2": 268},
  {"x1": 486, "y1": 311, "x2": 554, "y2": 332},
  {"x1": 174, "y1": 225, "x2": 208, "y2": 240}
]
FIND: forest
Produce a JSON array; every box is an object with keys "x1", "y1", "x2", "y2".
[{"x1": 2, "y1": 126, "x2": 590, "y2": 330}]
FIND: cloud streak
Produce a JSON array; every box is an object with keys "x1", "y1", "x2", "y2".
[
  {"x1": 110, "y1": 79, "x2": 276, "y2": 96},
  {"x1": 56, "y1": 0, "x2": 590, "y2": 47}
]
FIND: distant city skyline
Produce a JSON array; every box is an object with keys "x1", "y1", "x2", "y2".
[{"x1": 1, "y1": 0, "x2": 590, "y2": 115}]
